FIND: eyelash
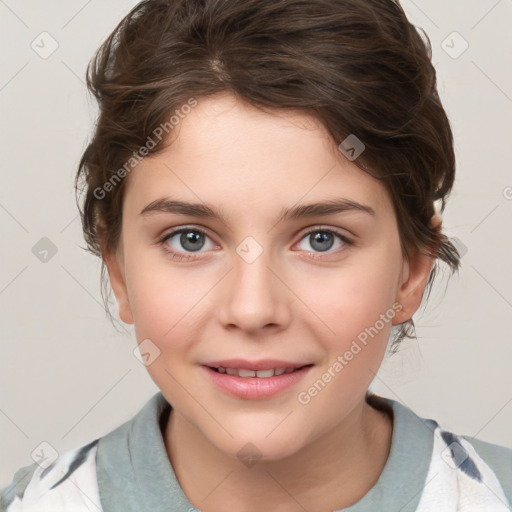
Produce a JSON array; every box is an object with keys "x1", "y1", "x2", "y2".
[{"x1": 157, "y1": 226, "x2": 354, "y2": 262}]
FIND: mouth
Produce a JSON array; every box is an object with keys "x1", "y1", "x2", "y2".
[{"x1": 201, "y1": 361, "x2": 314, "y2": 399}]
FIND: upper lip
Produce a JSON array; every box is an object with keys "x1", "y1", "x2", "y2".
[{"x1": 202, "y1": 359, "x2": 312, "y2": 370}]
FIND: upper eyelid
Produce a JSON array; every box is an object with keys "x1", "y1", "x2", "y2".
[{"x1": 301, "y1": 225, "x2": 351, "y2": 238}]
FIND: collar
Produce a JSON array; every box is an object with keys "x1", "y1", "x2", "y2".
[{"x1": 96, "y1": 391, "x2": 437, "y2": 511}]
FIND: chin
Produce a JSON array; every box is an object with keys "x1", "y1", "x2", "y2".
[{"x1": 213, "y1": 432, "x2": 305, "y2": 465}]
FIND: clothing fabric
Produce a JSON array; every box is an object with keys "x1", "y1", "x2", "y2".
[{"x1": 1, "y1": 391, "x2": 511, "y2": 511}]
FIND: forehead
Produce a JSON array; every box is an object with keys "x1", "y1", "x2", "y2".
[{"x1": 123, "y1": 92, "x2": 391, "y2": 219}]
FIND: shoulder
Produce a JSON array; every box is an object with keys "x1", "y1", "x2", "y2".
[
  {"x1": 369, "y1": 394, "x2": 512, "y2": 509},
  {"x1": 1, "y1": 392, "x2": 167, "y2": 511},
  {"x1": 412, "y1": 425, "x2": 512, "y2": 511},
  {"x1": 460, "y1": 433, "x2": 512, "y2": 504},
  {"x1": 0, "y1": 439, "x2": 102, "y2": 511}
]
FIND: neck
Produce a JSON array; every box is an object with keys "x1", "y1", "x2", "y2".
[{"x1": 163, "y1": 396, "x2": 393, "y2": 512}]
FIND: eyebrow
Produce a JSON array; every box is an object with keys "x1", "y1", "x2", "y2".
[{"x1": 139, "y1": 197, "x2": 375, "y2": 223}]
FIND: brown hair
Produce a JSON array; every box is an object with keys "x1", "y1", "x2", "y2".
[{"x1": 75, "y1": 0, "x2": 460, "y2": 350}]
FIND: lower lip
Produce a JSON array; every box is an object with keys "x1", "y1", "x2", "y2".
[{"x1": 201, "y1": 365, "x2": 313, "y2": 400}]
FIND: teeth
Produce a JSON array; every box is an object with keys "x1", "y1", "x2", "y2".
[{"x1": 215, "y1": 367, "x2": 298, "y2": 378}]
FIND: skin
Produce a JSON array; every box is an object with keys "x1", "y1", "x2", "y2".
[{"x1": 104, "y1": 91, "x2": 439, "y2": 512}]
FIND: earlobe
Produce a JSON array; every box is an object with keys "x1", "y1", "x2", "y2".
[{"x1": 103, "y1": 245, "x2": 134, "y2": 325}]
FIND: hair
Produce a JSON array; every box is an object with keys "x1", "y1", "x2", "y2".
[{"x1": 75, "y1": 0, "x2": 461, "y2": 351}]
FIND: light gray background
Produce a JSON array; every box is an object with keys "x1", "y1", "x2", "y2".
[{"x1": 1, "y1": 0, "x2": 511, "y2": 487}]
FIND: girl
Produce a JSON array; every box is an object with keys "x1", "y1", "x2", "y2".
[{"x1": 2, "y1": 0, "x2": 511, "y2": 510}]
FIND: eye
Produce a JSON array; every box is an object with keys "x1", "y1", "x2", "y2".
[
  {"x1": 295, "y1": 227, "x2": 353, "y2": 256},
  {"x1": 158, "y1": 227, "x2": 217, "y2": 261},
  {"x1": 157, "y1": 225, "x2": 354, "y2": 262}
]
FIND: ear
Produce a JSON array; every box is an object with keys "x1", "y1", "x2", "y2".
[
  {"x1": 102, "y1": 241, "x2": 134, "y2": 325},
  {"x1": 392, "y1": 215, "x2": 441, "y2": 325}
]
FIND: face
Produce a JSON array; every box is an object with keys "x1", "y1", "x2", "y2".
[{"x1": 105, "y1": 92, "x2": 434, "y2": 461}]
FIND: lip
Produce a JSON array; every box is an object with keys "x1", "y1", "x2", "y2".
[
  {"x1": 202, "y1": 359, "x2": 309, "y2": 371},
  {"x1": 201, "y1": 362, "x2": 313, "y2": 400}
]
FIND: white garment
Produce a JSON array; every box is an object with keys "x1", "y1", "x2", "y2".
[
  {"x1": 3, "y1": 441, "x2": 102, "y2": 512},
  {"x1": 416, "y1": 428, "x2": 510, "y2": 511}
]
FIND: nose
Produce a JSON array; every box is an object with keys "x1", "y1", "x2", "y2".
[{"x1": 217, "y1": 246, "x2": 291, "y2": 335}]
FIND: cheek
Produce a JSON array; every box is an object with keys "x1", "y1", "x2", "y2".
[
  {"x1": 125, "y1": 252, "x2": 213, "y2": 348},
  {"x1": 297, "y1": 252, "x2": 403, "y2": 398},
  {"x1": 126, "y1": 262, "x2": 209, "y2": 394},
  {"x1": 307, "y1": 257, "x2": 400, "y2": 339},
  {"x1": 129, "y1": 274, "x2": 176, "y2": 338},
  {"x1": 297, "y1": 263, "x2": 400, "y2": 416}
]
